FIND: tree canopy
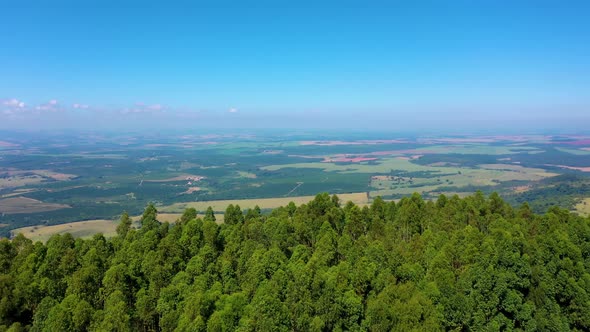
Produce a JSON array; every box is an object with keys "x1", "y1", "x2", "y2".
[{"x1": 1, "y1": 192, "x2": 589, "y2": 331}]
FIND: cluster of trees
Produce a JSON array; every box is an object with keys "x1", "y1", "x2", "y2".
[
  {"x1": 1, "y1": 192, "x2": 589, "y2": 331},
  {"x1": 505, "y1": 175, "x2": 590, "y2": 214}
]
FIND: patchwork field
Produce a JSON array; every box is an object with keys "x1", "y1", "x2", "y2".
[{"x1": 1, "y1": 131, "x2": 590, "y2": 238}]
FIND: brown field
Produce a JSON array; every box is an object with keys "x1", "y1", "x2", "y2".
[
  {"x1": 11, "y1": 212, "x2": 222, "y2": 243},
  {"x1": 0, "y1": 197, "x2": 70, "y2": 214},
  {"x1": 182, "y1": 187, "x2": 202, "y2": 194},
  {"x1": 160, "y1": 192, "x2": 370, "y2": 213},
  {"x1": 512, "y1": 185, "x2": 532, "y2": 193},
  {"x1": 0, "y1": 174, "x2": 46, "y2": 188},
  {"x1": 0, "y1": 169, "x2": 76, "y2": 188},
  {"x1": 371, "y1": 175, "x2": 391, "y2": 181}
]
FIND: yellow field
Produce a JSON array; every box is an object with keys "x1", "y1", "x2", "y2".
[
  {"x1": 11, "y1": 193, "x2": 368, "y2": 242},
  {"x1": 575, "y1": 198, "x2": 590, "y2": 216},
  {"x1": 11, "y1": 212, "x2": 224, "y2": 243},
  {"x1": 160, "y1": 192, "x2": 369, "y2": 213},
  {"x1": 14, "y1": 219, "x2": 122, "y2": 243}
]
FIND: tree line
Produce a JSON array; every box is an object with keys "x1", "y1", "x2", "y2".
[{"x1": 1, "y1": 192, "x2": 589, "y2": 331}]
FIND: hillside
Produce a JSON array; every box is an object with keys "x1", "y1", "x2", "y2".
[{"x1": 1, "y1": 192, "x2": 589, "y2": 331}]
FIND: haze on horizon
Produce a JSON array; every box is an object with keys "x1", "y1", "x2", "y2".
[{"x1": 1, "y1": 1, "x2": 589, "y2": 132}]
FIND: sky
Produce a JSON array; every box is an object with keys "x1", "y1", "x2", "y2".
[{"x1": 1, "y1": 1, "x2": 589, "y2": 132}]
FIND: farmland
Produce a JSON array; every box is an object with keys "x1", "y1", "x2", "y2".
[
  {"x1": 2, "y1": 130, "x2": 590, "y2": 239},
  {"x1": 11, "y1": 212, "x2": 195, "y2": 242},
  {"x1": 575, "y1": 197, "x2": 590, "y2": 216},
  {"x1": 160, "y1": 192, "x2": 369, "y2": 214}
]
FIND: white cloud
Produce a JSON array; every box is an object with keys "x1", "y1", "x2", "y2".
[
  {"x1": 148, "y1": 104, "x2": 163, "y2": 111},
  {"x1": 121, "y1": 102, "x2": 166, "y2": 114},
  {"x1": 2, "y1": 98, "x2": 26, "y2": 109},
  {"x1": 35, "y1": 99, "x2": 61, "y2": 112},
  {"x1": 72, "y1": 103, "x2": 89, "y2": 109},
  {"x1": 228, "y1": 108, "x2": 238, "y2": 113}
]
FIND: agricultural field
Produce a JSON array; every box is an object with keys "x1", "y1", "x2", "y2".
[
  {"x1": 12, "y1": 212, "x2": 193, "y2": 242},
  {"x1": 2, "y1": 130, "x2": 590, "y2": 239},
  {"x1": 160, "y1": 192, "x2": 369, "y2": 214},
  {"x1": 575, "y1": 197, "x2": 590, "y2": 216}
]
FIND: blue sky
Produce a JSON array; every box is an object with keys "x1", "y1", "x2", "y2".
[{"x1": 1, "y1": 1, "x2": 589, "y2": 131}]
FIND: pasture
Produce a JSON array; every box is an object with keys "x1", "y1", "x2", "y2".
[
  {"x1": 575, "y1": 198, "x2": 590, "y2": 216},
  {"x1": 11, "y1": 212, "x2": 223, "y2": 243},
  {"x1": 160, "y1": 192, "x2": 369, "y2": 213}
]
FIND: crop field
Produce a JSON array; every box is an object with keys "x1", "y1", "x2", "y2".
[
  {"x1": 15, "y1": 219, "x2": 122, "y2": 242},
  {"x1": 1, "y1": 130, "x2": 590, "y2": 238},
  {"x1": 160, "y1": 192, "x2": 369, "y2": 213},
  {"x1": 11, "y1": 212, "x2": 205, "y2": 242},
  {"x1": 575, "y1": 198, "x2": 590, "y2": 216}
]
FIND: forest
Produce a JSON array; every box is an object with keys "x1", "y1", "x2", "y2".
[{"x1": 1, "y1": 192, "x2": 589, "y2": 331}]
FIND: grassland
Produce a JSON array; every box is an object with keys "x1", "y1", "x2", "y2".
[
  {"x1": 575, "y1": 198, "x2": 590, "y2": 216},
  {"x1": 11, "y1": 212, "x2": 224, "y2": 243},
  {"x1": 15, "y1": 219, "x2": 121, "y2": 242},
  {"x1": 160, "y1": 192, "x2": 369, "y2": 213}
]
